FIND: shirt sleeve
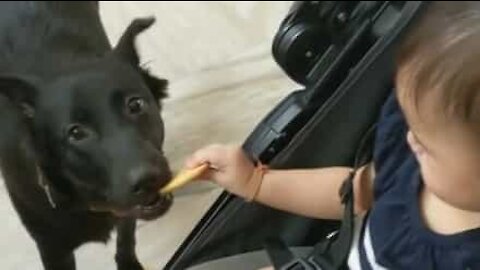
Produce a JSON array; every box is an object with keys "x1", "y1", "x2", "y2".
[{"x1": 372, "y1": 92, "x2": 412, "y2": 198}]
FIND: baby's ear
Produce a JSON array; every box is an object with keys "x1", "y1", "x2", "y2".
[{"x1": 407, "y1": 130, "x2": 425, "y2": 157}]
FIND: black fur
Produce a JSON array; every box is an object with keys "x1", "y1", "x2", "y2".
[{"x1": 0, "y1": 2, "x2": 171, "y2": 270}]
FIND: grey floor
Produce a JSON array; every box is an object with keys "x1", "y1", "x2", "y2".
[{"x1": 0, "y1": 2, "x2": 297, "y2": 270}]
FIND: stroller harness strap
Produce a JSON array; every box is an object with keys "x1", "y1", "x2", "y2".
[{"x1": 265, "y1": 126, "x2": 376, "y2": 270}]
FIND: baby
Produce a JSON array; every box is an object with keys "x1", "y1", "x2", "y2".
[{"x1": 187, "y1": 2, "x2": 480, "y2": 269}]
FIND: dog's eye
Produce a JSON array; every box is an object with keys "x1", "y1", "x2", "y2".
[
  {"x1": 67, "y1": 125, "x2": 89, "y2": 142},
  {"x1": 127, "y1": 97, "x2": 148, "y2": 115}
]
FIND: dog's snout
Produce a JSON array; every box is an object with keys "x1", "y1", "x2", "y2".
[
  {"x1": 129, "y1": 167, "x2": 162, "y2": 198},
  {"x1": 132, "y1": 173, "x2": 157, "y2": 196}
]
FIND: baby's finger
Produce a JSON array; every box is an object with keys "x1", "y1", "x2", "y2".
[
  {"x1": 193, "y1": 168, "x2": 216, "y2": 181},
  {"x1": 185, "y1": 152, "x2": 209, "y2": 169},
  {"x1": 185, "y1": 155, "x2": 203, "y2": 169},
  {"x1": 186, "y1": 144, "x2": 227, "y2": 169}
]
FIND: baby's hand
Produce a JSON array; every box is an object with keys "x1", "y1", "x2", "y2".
[{"x1": 185, "y1": 144, "x2": 255, "y2": 198}]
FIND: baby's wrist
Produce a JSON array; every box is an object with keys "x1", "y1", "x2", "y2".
[{"x1": 242, "y1": 162, "x2": 269, "y2": 202}]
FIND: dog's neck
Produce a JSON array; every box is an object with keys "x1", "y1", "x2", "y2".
[{"x1": 35, "y1": 165, "x2": 96, "y2": 212}]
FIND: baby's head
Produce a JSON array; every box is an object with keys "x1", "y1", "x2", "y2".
[{"x1": 396, "y1": 1, "x2": 480, "y2": 211}]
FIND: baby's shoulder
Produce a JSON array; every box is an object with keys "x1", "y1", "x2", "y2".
[{"x1": 373, "y1": 93, "x2": 412, "y2": 196}]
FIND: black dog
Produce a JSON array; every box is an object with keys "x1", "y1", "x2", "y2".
[{"x1": 0, "y1": 2, "x2": 173, "y2": 270}]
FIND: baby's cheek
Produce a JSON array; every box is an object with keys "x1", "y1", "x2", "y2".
[
  {"x1": 431, "y1": 162, "x2": 480, "y2": 211},
  {"x1": 420, "y1": 157, "x2": 457, "y2": 192}
]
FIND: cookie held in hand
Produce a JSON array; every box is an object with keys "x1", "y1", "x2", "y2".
[{"x1": 160, "y1": 163, "x2": 209, "y2": 194}]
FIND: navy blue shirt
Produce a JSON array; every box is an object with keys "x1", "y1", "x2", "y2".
[{"x1": 357, "y1": 93, "x2": 480, "y2": 269}]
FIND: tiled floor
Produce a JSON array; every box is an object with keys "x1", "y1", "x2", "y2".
[{"x1": 0, "y1": 2, "x2": 297, "y2": 269}]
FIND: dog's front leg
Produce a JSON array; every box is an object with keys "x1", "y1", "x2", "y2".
[
  {"x1": 38, "y1": 245, "x2": 75, "y2": 270},
  {"x1": 116, "y1": 218, "x2": 143, "y2": 270}
]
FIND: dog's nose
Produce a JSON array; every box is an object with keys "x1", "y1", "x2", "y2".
[{"x1": 130, "y1": 167, "x2": 161, "y2": 198}]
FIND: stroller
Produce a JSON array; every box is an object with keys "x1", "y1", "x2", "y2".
[{"x1": 166, "y1": 2, "x2": 427, "y2": 269}]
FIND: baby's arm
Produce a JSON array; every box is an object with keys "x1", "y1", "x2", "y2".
[
  {"x1": 255, "y1": 164, "x2": 373, "y2": 219},
  {"x1": 186, "y1": 144, "x2": 374, "y2": 220}
]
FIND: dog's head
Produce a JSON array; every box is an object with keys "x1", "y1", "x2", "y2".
[{"x1": 0, "y1": 18, "x2": 173, "y2": 220}]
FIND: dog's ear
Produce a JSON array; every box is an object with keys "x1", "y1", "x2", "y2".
[
  {"x1": 140, "y1": 69, "x2": 168, "y2": 102},
  {"x1": 0, "y1": 76, "x2": 37, "y2": 119},
  {"x1": 114, "y1": 17, "x2": 168, "y2": 103},
  {"x1": 114, "y1": 17, "x2": 155, "y2": 66}
]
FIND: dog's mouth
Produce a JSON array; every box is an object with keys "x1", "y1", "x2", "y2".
[
  {"x1": 133, "y1": 193, "x2": 173, "y2": 220},
  {"x1": 90, "y1": 193, "x2": 173, "y2": 220}
]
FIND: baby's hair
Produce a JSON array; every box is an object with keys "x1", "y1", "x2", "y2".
[{"x1": 396, "y1": 1, "x2": 480, "y2": 125}]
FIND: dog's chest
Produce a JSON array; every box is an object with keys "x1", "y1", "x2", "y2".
[{"x1": 49, "y1": 211, "x2": 116, "y2": 247}]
